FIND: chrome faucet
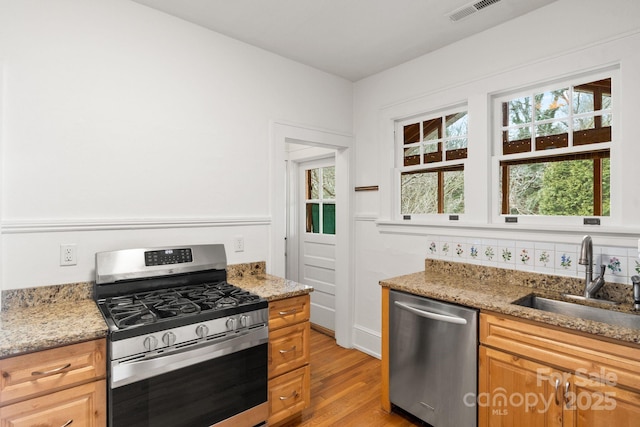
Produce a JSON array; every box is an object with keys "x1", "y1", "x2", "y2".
[
  {"x1": 578, "y1": 235, "x2": 606, "y2": 299},
  {"x1": 632, "y1": 275, "x2": 640, "y2": 311}
]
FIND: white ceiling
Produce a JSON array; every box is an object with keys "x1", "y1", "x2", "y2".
[{"x1": 131, "y1": 0, "x2": 557, "y2": 81}]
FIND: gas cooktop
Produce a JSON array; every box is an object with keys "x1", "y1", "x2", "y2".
[{"x1": 103, "y1": 281, "x2": 262, "y2": 329}]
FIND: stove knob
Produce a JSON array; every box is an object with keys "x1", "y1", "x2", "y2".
[
  {"x1": 195, "y1": 324, "x2": 209, "y2": 339},
  {"x1": 226, "y1": 317, "x2": 238, "y2": 331},
  {"x1": 162, "y1": 331, "x2": 177, "y2": 346},
  {"x1": 143, "y1": 335, "x2": 158, "y2": 351},
  {"x1": 240, "y1": 315, "x2": 251, "y2": 328}
]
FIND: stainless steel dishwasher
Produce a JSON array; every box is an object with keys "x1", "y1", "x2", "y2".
[{"x1": 389, "y1": 289, "x2": 477, "y2": 427}]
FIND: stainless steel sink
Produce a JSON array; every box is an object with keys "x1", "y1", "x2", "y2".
[{"x1": 512, "y1": 294, "x2": 640, "y2": 330}]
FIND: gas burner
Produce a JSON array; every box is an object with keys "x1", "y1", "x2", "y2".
[
  {"x1": 100, "y1": 280, "x2": 264, "y2": 331},
  {"x1": 215, "y1": 297, "x2": 238, "y2": 308}
]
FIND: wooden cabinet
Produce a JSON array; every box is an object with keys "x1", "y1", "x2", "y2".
[
  {"x1": 479, "y1": 312, "x2": 640, "y2": 426},
  {"x1": 0, "y1": 339, "x2": 107, "y2": 427},
  {"x1": 267, "y1": 294, "x2": 311, "y2": 426}
]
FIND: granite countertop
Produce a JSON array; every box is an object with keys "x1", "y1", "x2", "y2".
[
  {"x1": 0, "y1": 298, "x2": 108, "y2": 359},
  {"x1": 227, "y1": 261, "x2": 313, "y2": 301},
  {"x1": 381, "y1": 260, "x2": 640, "y2": 345},
  {"x1": 0, "y1": 262, "x2": 311, "y2": 359}
]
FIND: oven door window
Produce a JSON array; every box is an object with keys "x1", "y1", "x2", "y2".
[{"x1": 111, "y1": 343, "x2": 267, "y2": 427}]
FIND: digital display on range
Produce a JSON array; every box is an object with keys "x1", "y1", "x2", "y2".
[{"x1": 144, "y1": 248, "x2": 193, "y2": 266}]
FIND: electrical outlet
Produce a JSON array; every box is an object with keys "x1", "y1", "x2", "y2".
[
  {"x1": 234, "y1": 236, "x2": 244, "y2": 252},
  {"x1": 60, "y1": 244, "x2": 77, "y2": 266}
]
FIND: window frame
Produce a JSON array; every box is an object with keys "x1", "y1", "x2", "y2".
[
  {"x1": 491, "y1": 68, "x2": 618, "y2": 226},
  {"x1": 304, "y1": 165, "x2": 336, "y2": 235},
  {"x1": 396, "y1": 105, "x2": 468, "y2": 219}
]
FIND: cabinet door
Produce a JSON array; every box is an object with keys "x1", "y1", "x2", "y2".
[
  {"x1": 268, "y1": 322, "x2": 310, "y2": 379},
  {"x1": 0, "y1": 379, "x2": 106, "y2": 427},
  {"x1": 479, "y1": 346, "x2": 563, "y2": 427},
  {"x1": 268, "y1": 365, "x2": 310, "y2": 426},
  {"x1": 562, "y1": 374, "x2": 640, "y2": 427}
]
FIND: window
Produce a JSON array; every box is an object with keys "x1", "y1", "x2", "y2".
[
  {"x1": 399, "y1": 108, "x2": 467, "y2": 215},
  {"x1": 497, "y1": 77, "x2": 611, "y2": 217},
  {"x1": 305, "y1": 166, "x2": 335, "y2": 234}
]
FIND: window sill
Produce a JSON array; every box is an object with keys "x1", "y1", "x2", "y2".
[{"x1": 374, "y1": 218, "x2": 638, "y2": 241}]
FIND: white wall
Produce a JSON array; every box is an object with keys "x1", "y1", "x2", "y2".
[
  {"x1": 0, "y1": 0, "x2": 352, "y2": 289},
  {"x1": 352, "y1": 0, "x2": 640, "y2": 357}
]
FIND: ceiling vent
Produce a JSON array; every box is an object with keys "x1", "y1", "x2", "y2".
[{"x1": 447, "y1": 0, "x2": 502, "y2": 22}]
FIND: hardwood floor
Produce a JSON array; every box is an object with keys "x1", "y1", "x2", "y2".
[{"x1": 278, "y1": 329, "x2": 422, "y2": 427}]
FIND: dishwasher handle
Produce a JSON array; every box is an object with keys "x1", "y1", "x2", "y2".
[{"x1": 394, "y1": 301, "x2": 468, "y2": 325}]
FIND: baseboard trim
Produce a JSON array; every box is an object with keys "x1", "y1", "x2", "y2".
[
  {"x1": 353, "y1": 324, "x2": 381, "y2": 359},
  {"x1": 311, "y1": 322, "x2": 335, "y2": 338}
]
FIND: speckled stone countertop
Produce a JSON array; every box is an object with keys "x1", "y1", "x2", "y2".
[
  {"x1": 0, "y1": 282, "x2": 107, "y2": 359},
  {"x1": 0, "y1": 262, "x2": 311, "y2": 359},
  {"x1": 227, "y1": 261, "x2": 313, "y2": 301},
  {"x1": 381, "y1": 259, "x2": 640, "y2": 345}
]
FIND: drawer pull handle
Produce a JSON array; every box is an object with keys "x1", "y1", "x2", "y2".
[
  {"x1": 31, "y1": 363, "x2": 71, "y2": 376},
  {"x1": 279, "y1": 390, "x2": 299, "y2": 401},
  {"x1": 60, "y1": 420, "x2": 73, "y2": 427},
  {"x1": 554, "y1": 378, "x2": 560, "y2": 405},
  {"x1": 279, "y1": 346, "x2": 297, "y2": 354},
  {"x1": 278, "y1": 309, "x2": 297, "y2": 316}
]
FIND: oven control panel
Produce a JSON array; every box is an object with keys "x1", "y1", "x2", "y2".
[{"x1": 144, "y1": 248, "x2": 193, "y2": 266}]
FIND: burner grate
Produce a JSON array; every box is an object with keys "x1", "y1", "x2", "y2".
[{"x1": 103, "y1": 281, "x2": 260, "y2": 329}]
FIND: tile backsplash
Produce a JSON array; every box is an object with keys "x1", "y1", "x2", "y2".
[{"x1": 426, "y1": 236, "x2": 640, "y2": 286}]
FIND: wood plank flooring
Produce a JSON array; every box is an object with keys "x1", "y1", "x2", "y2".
[{"x1": 278, "y1": 329, "x2": 422, "y2": 427}]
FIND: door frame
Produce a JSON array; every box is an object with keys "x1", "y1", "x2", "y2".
[{"x1": 270, "y1": 121, "x2": 353, "y2": 348}]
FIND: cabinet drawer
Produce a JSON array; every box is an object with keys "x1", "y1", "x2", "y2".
[
  {"x1": 0, "y1": 339, "x2": 106, "y2": 406},
  {"x1": 269, "y1": 323, "x2": 310, "y2": 379},
  {"x1": 0, "y1": 379, "x2": 106, "y2": 427},
  {"x1": 480, "y1": 312, "x2": 640, "y2": 392},
  {"x1": 269, "y1": 295, "x2": 310, "y2": 331},
  {"x1": 268, "y1": 365, "x2": 310, "y2": 426}
]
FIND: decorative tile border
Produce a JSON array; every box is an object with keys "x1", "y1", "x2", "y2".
[{"x1": 426, "y1": 236, "x2": 640, "y2": 286}]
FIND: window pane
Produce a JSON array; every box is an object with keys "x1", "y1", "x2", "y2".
[
  {"x1": 445, "y1": 112, "x2": 468, "y2": 137},
  {"x1": 307, "y1": 169, "x2": 320, "y2": 199},
  {"x1": 322, "y1": 166, "x2": 335, "y2": 199},
  {"x1": 535, "y1": 89, "x2": 569, "y2": 120},
  {"x1": 404, "y1": 145, "x2": 420, "y2": 166},
  {"x1": 404, "y1": 122, "x2": 420, "y2": 144},
  {"x1": 535, "y1": 121, "x2": 568, "y2": 137},
  {"x1": 423, "y1": 141, "x2": 439, "y2": 154},
  {"x1": 444, "y1": 170, "x2": 464, "y2": 213},
  {"x1": 573, "y1": 116, "x2": 596, "y2": 132},
  {"x1": 306, "y1": 203, "x2": 319, "y2": 233},
  {"x1": 573, "y1": 89, "x2": 595, "y2": 114},
  {"x1": 574, "y1": 78, "x2": 611, "y2": 112},
  {"x1": 504, "y1": 158, "x2": 609, "y2": 216},
  {"x1": 507, "y1": 163, "x2": 545, "y2": 215},
  {"x1": 401, "y1": 171, "x2": 437, "y2": 214},
  {"x1": 423, "y1": 117, "x2": 442, "y2": 141},
  {"x1": 505, "y1": 97, "x2": 532, "y2": 127},
  {"x1": 602, "y1": 113, "x2": 612, "y2": 127},
  {"x1": 539, "y1": 159, "x2": 594, "y2": 216},
  {"x1": 323, "y1": 204, "x2": 335, "y2": 235},
  {"x1": 507, "y1": 126, "x2": 532, "y2": 142},
  {"x1": 445, "y1": 138, "x2": 468, "y2": 151}
]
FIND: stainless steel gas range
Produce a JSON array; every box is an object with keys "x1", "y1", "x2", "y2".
[{"x1": 94, "y1": 244, "x2": 268, "y2": 427}]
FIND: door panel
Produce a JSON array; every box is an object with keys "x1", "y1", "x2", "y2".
[{"x1": 297, "y1": 158, "x2": 336, "y2": 332}]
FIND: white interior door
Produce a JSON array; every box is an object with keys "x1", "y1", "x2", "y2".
[{"x1": 298, "y1": 157, "x2": 336, "y2": 332}]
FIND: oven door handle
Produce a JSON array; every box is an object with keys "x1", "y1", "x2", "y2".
[{"x1": 111, "y1": 326, "x2": 268, "y2": 389}]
